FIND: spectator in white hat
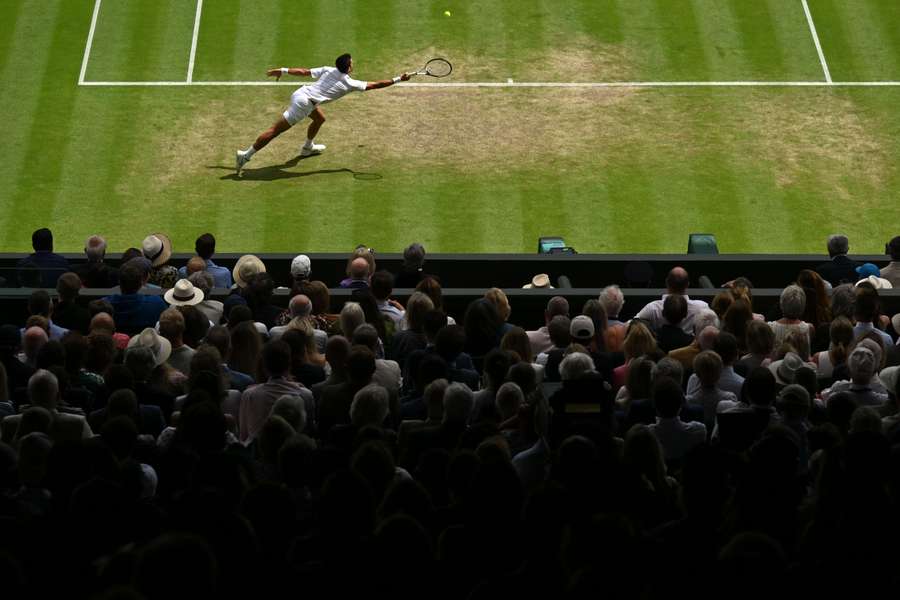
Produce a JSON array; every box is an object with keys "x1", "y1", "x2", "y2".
[
  {"x1": 291, "y1": 254, "x2": 312, "y2": 284},
  {"x1": 187, "y1": 272, "x2": 224, "y2": 325},
  {"x1": 141, "y1": 233, "x2": 178, "y2": 289}
]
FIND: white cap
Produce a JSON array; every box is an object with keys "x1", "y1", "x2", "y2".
[{"x1": 291, "y1": 254, "x2": 311, "y2": 278}]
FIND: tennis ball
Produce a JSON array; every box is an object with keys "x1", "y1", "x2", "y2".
[{"x1": 444, "y1": 10, "x2": 451, "y2": 17}]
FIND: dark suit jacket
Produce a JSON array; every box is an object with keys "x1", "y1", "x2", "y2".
[
  {"x1": 53, "y1": 300, "x2": 92, "y2": 335},
  {"x1": 318, "y1": 381, "x2": 364, "y2": 435},
  {"x1": 815, "y1": 255, "x2": 860, "y2": 287}
]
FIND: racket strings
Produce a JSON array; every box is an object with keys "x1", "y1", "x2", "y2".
[{"x1": 424, "y1": 58, "x2": 452, "y2": 77}]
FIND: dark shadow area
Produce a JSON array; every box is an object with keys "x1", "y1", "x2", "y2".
[{"x1": 208, "y1": 154, "x2": 382, "y2": 181}]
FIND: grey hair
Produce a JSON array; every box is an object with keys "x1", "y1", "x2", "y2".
[
  {"x1": 84, "y1": 234, "x2": 107, "y2": 262},
  {"x1": 339, "y1": 302, "x2": 366, "y2": 338},
  {"x1": 598, "y1": 285, "x2": 625, "y2": 318},
  {"x1": 559, "y1": 352, "x2": 595, "y2": 381},
  {"x1": 27, "y1": 369, "x2": 59, "y2": 410},
  {"x1": 780, "y1": 284, "x2": 807, "y2": 320},
  {"x1": 693, "y1": 308, "x2": 720, "y2": 336},
  {"x1": 188, "y1": 270, "x2": 214, "y2": 294},
  {"x1": 827, "y1": 234, "x2": 849, "y2": 256},
  {"x1": 830, "y1": 284, "x2": 856, "y2": 319},
  {"x1": 697, "y1": 326, "x2": 719, "y2": 351},
  {"x1": 443, "y1": 382, "x2": 475, "y2": 423},
  {"x1": 349, "y1": 383, "x2": 390, "y2": 427},
  {"x1": 124, "y1": 346, "x2": 157, "y2": 381},
  {"x1": 654, "y1": 357, "x2": 684, "y2": 386},
  {"x1": 495, "y1": 382, "x2": 525, "y2": 421},
  {"x1": 289, "y1": 294, "x2": 313, "y2": 318},
  {"x1": 272, "y1": 394, "x2": 307, "y2": 433}
]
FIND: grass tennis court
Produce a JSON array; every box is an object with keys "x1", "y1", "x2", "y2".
[{"x1": 1, "y1": 0, "x2": 898, "y2": 255}]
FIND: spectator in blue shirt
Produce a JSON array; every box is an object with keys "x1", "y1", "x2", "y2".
[
  {"x1": 16, "y1": 228, "x2": 70, "y2": 288},
  {"x1": 177, "y1": 233, "x2": 232, "y2": 288},
  {"x1": 19, "y1": 290, "x2": 69, "y2": 340},
  {"x1": 104, "y1": 262, "x2": 168, "y2": 336}
]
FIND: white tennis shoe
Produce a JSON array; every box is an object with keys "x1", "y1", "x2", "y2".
[
  {"x1": 235, "y1": 150, "x2": 251, "y2": 175},
  {"x1": 301, "y1": 142, "x2": 326, "y2": 156}
]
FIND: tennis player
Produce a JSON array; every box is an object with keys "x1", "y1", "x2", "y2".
[{"x1": 236, "y1": 53, "x2": 409, "y2": 174}]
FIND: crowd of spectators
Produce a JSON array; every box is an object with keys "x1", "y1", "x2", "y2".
[{"x1": 0, "y1": 229, "x2": 899, "y2": 598}]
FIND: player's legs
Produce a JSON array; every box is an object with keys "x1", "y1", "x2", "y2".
[
  {"x1": 253, "y1": 116, "x2": 292, "y2": 151},
  {"x1": 301, "y1": 108, "x2": 327, "y2": 156}
]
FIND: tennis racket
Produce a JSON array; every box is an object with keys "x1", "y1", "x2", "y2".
[{"x1": 408, "y1": 57, "x2": 453, "y2": 78}]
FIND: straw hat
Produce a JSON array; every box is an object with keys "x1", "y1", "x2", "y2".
[
  {"x1": 127, "y1": 328, "x2": 172, "y2": 365},
  {"x1": 164, "y1": 279, "x2": 204, "y2": 306},
  {"x1": 856, "y1": 275, "x2": 893, "y2": 290},
  {"x1": 233, "y1": 254, "x2": 266, "y2": 288},
  {"x1": 768, "y1": 352, "x2": 804, "y2": 386},
  {"x1": 141, "y1": 233, "x2": 173, "y2": 267},
  {"x1": 523, "y1": 273, "x2": 553, "y2": 289}
]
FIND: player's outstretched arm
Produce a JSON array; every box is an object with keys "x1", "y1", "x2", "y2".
[
  {"x1": 365, "y1": 72, "x2": 410, "y2": 90},
  {"x1": 266, "y1": 67, "x2": 312, "y2": 81}
]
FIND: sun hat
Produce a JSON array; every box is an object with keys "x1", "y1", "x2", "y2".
[
  {"x1": 856, "y1": 275, "x2": 893, "y2": 290},
  {"x1": 233, "y1": 255, "x2": 266, "y2": 288},
  {"x1": 877, "y1": 365, "x2": 899, "y2": 394},
  {"x1": 163, "y1": 279, "x2": 204, "y2": 306},
  {"x1": 570, "y1": 315, "x2": 596, "y2": 339},
  {"x1": 769, "y1": 352, "x2": 804, "y2": 386},
  {"x1": 848, "y1": 346, "x2": 877, "y2": 378},
  {"x1": 777, "y1": 383, "x2": 811, "y2": 411},
  {"x1": 523, "y1": 274, "x2": 553, "y2": 289},
  {"x1": 291, "y1": 254, "x2": 311, "y2": 278},
  {"x1": 141, "y1": 233, "x2": 173, "y2": 267},
  {"x1": 126, "y1": 328, "x2": 172, "y2": 365}
]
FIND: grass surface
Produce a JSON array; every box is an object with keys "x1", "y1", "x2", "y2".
[{"x1": 0, "y1": 0, "x2": 898, "y2": 254}]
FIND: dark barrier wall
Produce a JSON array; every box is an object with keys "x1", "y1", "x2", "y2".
[
  {"x1": 1, "y1": 252, "x2": 896, "y2": 290},
  {"x1": 2, "y1": 287, "x2": 899, "y2": 331}
]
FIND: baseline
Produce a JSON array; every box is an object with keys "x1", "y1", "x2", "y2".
[{"x1": 78, "y1": 80, "x2": 900, "y2": 88}]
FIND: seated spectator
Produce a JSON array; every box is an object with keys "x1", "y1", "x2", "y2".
[
  {"x1": 16, "y1": 228, "x2": 70, "y2": 288},
  {"x1": 635, "y1": 267, "x2": 709, "y2": 334},
  {"x1": 371, "y1": 271, "x2": 405, "y2": 328},
  {"x1": 434, "y1": 324, "x2": 479, "y2": 390},
  {"x1": 227, "y1": 320, "x2": 263, "y2": 383},
  {"x1": 710, "y1": 291, "x2": 733, "y2": 320},
  {"x1": 484, "y1": 288, "x2": 516, "y2": 336},
  {"x1": 52, "y1": 273, "x2": 90, "y2": 335},
  {"x1": 394, "y1": 242, "x2": 429, "y2": 288},
  {"x1": 89, "y1": 311, "x2": 130, "y2": 350},
  {"x1": 815, "y1": 233, "x2": 859, "y2": 286},
  {"x1": 318, "y1": 346, "x2": 378, "y2": 435},
  {"x1": 416, "y1": 276, "x2": 454, "y2": 324},
  {"x1": 354, "y1": 324, "x2": 400, "y2": 391},
  {"x1": 716, "y1": 367, "x2": 779, "y2": 428},
  {"x1": 328, "y1": 384, "x2": 392, "y2": 451},
  {"x1": 104, "y1": 262, "x2": 168, "y2": 336},
  {"x1": 60, "y1": 333, "x2": 103, "y2": 411},
  {"x1": 495, "y1": 382, "x2": 527, "y2": 454},
  {"x1": 501, "y1": 326, "x2": 544, "y2": 382},
  {"x1": 20, "y1": 290, "x2": 68, "y2": 340},
  {"x1": 163, "y1": 278, "x2": 204, "y2": 315},
  {"x1": 668, "y1": 309, "x2": 720, "y2": 370},
  {"x1": 539, "y1": 315, "x2": 572, "y2": 381},
  {"x1": 270, "y1": 294, "x2": 327, "y2": 352},
  {"x1": 880, "y1": 235, "x2": 900, "y2": 287},
  {"x1": 527, "y1": 296, "x2": 569, "y2": 356},
  {"x1": 90, "y1": 387, "x2": 165, "y2": 439},
  {"x1": 813, "y1": 316, "x2": 853, "y2": 383},
  {"x1": 300, "y1": 279, "x2": 340, "y2": 333},
  {"x1": 0, "y1": 364, "x2": 12, "y2": 419},
  {"x1": 204, "y1": 325, "x2": 254, "y2": 392},
  {"x1": 612, "y1": 320, "x2": 657, "y2": 390},
  {"x1": 187, "y1": 271, "x2": 224, "y2": 325},
  {"x1": 853, "y1": 285, "x2": 893, "y2": 347},
  {"x1": 657, "y1": 294, "x2": 694, "y2": 353},
  {"x1": 776, "y1": 384, "x2": 811, "y2": 470},
  {"x1": 687, "y1": 332, "x2": 744, "y2": 397},
  {"x1": 686, "y1": 350, "x2": 738, "y2": 431},
  {"x1": 648, "y1": 377, "x2": 706, "y2": 462},
  {"x1": 240, "y1": 340, "x2": 313, "y2": 442},
  {"x1": 548, "y1": 352, "x2": 616, "y2": 446},
  {"x1": 243, "y1": 272, "x2": 281, "y2": 330},
  {"x1": 74, "y1": 234, "x2": 118, "y2": 288},
  {"x1": 391, "y1": 292, "x2": 434, "y2": 369},
  {"x1": 398, "y1": 378, "x2": 447, "y2": 444},
  {"x1": 282, "y1": 328, "x2": 327, "y2": 388},
  {"x1": 736, "y1": 319, "x2": 775, "y2": 374},
  {"x1": 0, "y1": 325, "x2": 35, "y2": 400},
  {"x1": 339, "y1": 301, "x2": 366, "y2": 339},
  {"x1": 159, "y1": 308, "x2": 194, "y2": 376},
  {"x1": 176, "y1": 233, "x2": 232, "y2": 287},
  {"x1": 125, "y1": 330, "x2": 179, "y2": 419},
  {"x1": 20, "y1": 326, "x2": 49, "y2": 369},
  {"x1": 822, "y1": 346, "x2": 888, "y2": 407},
  {"x1": 288, "y1": 254, "x2": 312, "y2": 289},
  {"x1": 401, "y1": 382, "x2": 473, "y2": 469},
  {"x1": 767, "y1": 284, "x2": 813, "y2": 348},
  {"x1": 350, "y1": 288, "x2": 391, "y2": 351},
  {"x1": 141, "y1": 233, "x2": 178, "y2": 289},
  {"x1": 463, "y1": 298, "x2": 506, "y2": 360},
  {"x1": 583, "y1": 298, "x2": 624, "y2": 356},
  {"x1": 341, "y1": 256, "x2": 372, "y2": 290},
  {"x1": 1, "y1": 370, "x2": 92, "y2": 444},
  {"x1": 616, "y1": 357, "x2": 657, "y2": 425},
  {"x1": 722, "y1": 296, "x2": 754, "y2": 355}
]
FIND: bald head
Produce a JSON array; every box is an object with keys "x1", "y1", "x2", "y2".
[
  {"x1": 90, "y1": 312, "x2": 116, "y2": 335},
  {"x1": 666, "y1": 267, "x2": 690, "y2": 294},
  {"x1": 22, "y1": 326, "x2": 48, "y2": 360},
  {"x1": 697, "y1": 325, "x2": 719, "y2": 351},
  {"x1": 289, "y1": 294, "x2": 312, "y2": 318},
  {"x1": 349, "y1": 257, "x2": 370, "y2": 280}
]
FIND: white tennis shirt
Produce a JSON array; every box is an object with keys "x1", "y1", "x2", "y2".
[{"x1": 298, "y1": 66, "x2": 367, "y2": 104}]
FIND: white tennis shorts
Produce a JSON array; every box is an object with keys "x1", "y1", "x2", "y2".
[{"x1": 283, "y1": 90, "x2": 317, "y2": 125}]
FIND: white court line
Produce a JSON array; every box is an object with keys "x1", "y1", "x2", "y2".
[
  {"x1": 78, "y1": 0, "x2": 103, "y2": 84},
  {"x1": 187, "y1": 0, "x2": 204, "y2": 83},
  {"x1": 78, "y1": 80, "x2": 900, "y2": 88},
  {"x1": 802, "y1": 0, "x2": 832, "y2": 83}
]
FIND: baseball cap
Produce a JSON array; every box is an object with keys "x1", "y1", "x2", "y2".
[
  {"x1": 855, "y1": 263, "x2": 880, "y2": 278},
  {"x1": 570, "y1": 315, "x2": 595, "y2": 339},
  {"x1": 291, "y1": 254, "x2": 311, "y2": 278}
]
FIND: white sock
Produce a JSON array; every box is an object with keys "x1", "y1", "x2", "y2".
[
  {"x1": 244, "y1": 146, "x2": 256, "y2": 158},
  {"x1": 304, "y1": 139, "x2": 314, "y2": 148}
]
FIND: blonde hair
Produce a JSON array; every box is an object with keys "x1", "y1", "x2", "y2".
[
  {"x1": 484, "y1": 288, "x2": 511, "y2": 321},
  {"x1": 623, "y1": 321, "x2": 657, "y2": 360},
  {"x1": 339, "y1": 302, "x2": 365, "y2": 338},
  {"x1": 404, "y1": 292, "x2": 435, "y2": 332}
]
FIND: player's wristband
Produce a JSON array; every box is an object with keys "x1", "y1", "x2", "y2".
[
  {"x1": 392, "y1": 76, "x2": 401, "y2": 84},
  {"x1": 281, "y1": 68, "x2": 289, "y2": 74}
]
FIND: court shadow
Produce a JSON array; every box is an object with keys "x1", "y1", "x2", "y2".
[{"x1": 208, "y1": 154, "x2": 382, "y2": 182}]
